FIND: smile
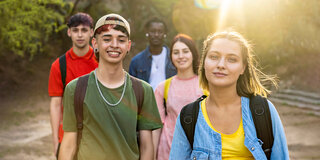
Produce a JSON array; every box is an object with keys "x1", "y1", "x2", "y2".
[
  {"x1": 213, "y1": 72, "x2": 227, "y2": 77},
  {"x1": 107, "y1": 51, "x2": 121, "y2": 57}
]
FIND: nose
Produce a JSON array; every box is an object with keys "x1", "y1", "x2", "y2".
[
  {"x1": 217, "y1": 58, "x2": 225, "y2": 69},
  {"x1": 110, "y1": 39, "x2": 118, "y2": 48},
  {"x1": 78, "y1": 30, "x2": 83, "y2": 37}
]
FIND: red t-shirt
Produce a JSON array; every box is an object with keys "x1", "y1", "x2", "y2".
[{"x1": 48, "y1": 47, "x2": 98, "y2": 142}]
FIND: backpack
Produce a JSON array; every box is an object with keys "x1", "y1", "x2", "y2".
[
  {"x1": 162, "y1": 77, "x2": 209, "y2": 115},
  {"x1": 59, "y1": 54, "x2": 67, "y2": 90},
  {"x1": 180, "y1": 95, "x2": 274, "y2": 159},
  {"x1": 73, "y1": 74, "x2": 144, "y2": 158}
]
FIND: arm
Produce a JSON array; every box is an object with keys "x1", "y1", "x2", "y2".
[
  {"x1": 139, "y1": 130, "x2": 154, "y2": 160},
  {"x1": 169, "y1": 115, "x2": 192, "y2": 160},
  {"x1": 50, "y1": 96, "x2": 62, "y2": 155},
  {"x1": 268, "y1": 101, "x2": 290, "y2": 160},
  {"x1": 58, "y1": 132, "x2": 77, "y2": 160},
  {"x1": 152, "y1": 84, "x2": 166, "y2": 159},
  {"x1": 152, "y1": 128, "x2": 162, "y2": 159}
]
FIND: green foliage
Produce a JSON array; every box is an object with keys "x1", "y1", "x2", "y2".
[{"x1": 0, "y1": 0, "x2": 71, "y2": 58}]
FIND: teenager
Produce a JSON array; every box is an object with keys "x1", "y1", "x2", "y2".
[
  {"x1": 129, "y1": 17, "x2": 176, "y2": 90},
  {"x1": 152, "y1": 34, "x2": 203, "y2": 160},
  {"x1": 48, "y1": 12, "x2": 97, "y2": 157},
  {"x1": 170, "y1": 31, "x2": 289, "y2": 159},
  {"x1": 59, "y1": 13, "x2": 162, "y2": 160}
]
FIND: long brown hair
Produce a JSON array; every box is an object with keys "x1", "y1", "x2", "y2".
[{"x1": 198, "y1": 31, "x2": 277, "y2": 97}]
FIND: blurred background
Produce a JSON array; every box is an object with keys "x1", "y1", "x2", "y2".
[
  {"x1": 0, "y1": 0, "x2": 319, "y2": 92},
  {"x1": 0, "y1": 0, "x2": 319, "y2": 159}
]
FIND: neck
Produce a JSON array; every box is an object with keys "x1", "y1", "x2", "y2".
[
  {"x1": 73, "y1": 45, "x2": 90, "y2": 57},
  {"x1": 149, "y1": 45, "x2": 163, "y2": 55},
  {"x1": 96, "y1": 62, "x2": 125, "y2": 88},
  {"x1": 207, "y1": 84, "x2": 241, "y2": 109},
  {"x1": 177, "y1": 68, "x2": 195, "y2": 79}
]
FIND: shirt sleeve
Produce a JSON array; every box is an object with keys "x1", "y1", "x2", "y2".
[
  {"x1": 137, "y1": 81, "x2": 163, "y2": 130},
  {"x1": 62, "y1": 79, "x2": 78, "y2": 132},
  {"x1": 48, "y1": 59, "x2": 64, "y2": 97},
  {"x1": 268, "y1": 100, "x2": 290, "y2": 160},
  {"x1": 169, "y1": 114, "x2": 192, "y2": 160},
  {"x1": 154, "y1": 81, "x2": 166, "y2": 124}
]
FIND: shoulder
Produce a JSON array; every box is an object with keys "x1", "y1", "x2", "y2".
[
  {"x1": 64, "y1": 77, "x2": 79, "y2": 94},
  {"x1": 132, "y1": 48, "x2": 148, "y2": 62},
  {"x1": 50, "y1": 57, "x2": 60, "y2": 69},
  {"x1": 155, "y1": 80, "x2": 166, "y2": 95}
]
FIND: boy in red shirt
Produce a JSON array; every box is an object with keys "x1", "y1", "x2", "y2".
[{"x1": 48, "y1": 12, "x2": 98, "y2": 158}]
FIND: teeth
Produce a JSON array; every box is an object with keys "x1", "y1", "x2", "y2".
[{"x1": 108, "y1": 52, "x2": 119, "y2": 55}]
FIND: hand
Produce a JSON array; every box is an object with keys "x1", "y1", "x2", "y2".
[{"x1": 53, "y1": 138, "x2": 59, "y2": 155}]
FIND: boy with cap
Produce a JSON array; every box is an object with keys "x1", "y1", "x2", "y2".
[
  {"x1": 48, "y1": 12, "x2": 97, "y2": 157},
  {"x1": 59, "y1": 13, "x2": 162, "y2": 160}
]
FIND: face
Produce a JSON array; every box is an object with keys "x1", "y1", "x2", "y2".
[
  {"x1": 68, "y1": 24, "x2": 93, "y2": 49},
  {"x1": 147, "y1": 22, "x2": 165, "y2": 46},
  {"x1": 92, "y1": 28, "x2": 131, "y2": 64},
  {"x1": 204, "y1": 38, "x2": 245, "y2": 88},
  {"x1": 171, "y1": 41, "x2": 193, "y2": 72}
]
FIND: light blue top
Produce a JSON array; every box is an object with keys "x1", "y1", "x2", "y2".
[{"x1": 169, "y1": 97, "x2": 289, "y2": 160}]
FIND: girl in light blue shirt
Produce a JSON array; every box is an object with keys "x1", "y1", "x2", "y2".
[{"x1": 170, "y1": 31, "x2": 289, "y2": 160}]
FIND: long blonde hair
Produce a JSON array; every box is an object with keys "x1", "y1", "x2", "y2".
[{"x1": 198, "y1": 31, "x2": 277, "y2": 97}]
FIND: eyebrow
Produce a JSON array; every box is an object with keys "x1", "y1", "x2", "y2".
[
  {"x1": 208, "y1": 51, "x2": 240, "y2": 57},
  {"x1": 173, "y1": 47, "x2": 189, "y2": 51},
  {"x1": 101, "y1": 34, "x2": 128, "y2": 38}
]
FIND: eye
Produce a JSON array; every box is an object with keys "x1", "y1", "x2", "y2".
[
  {"x1": 118, "y1": 38, "x2": 127, "y2": 43},
  {"x1": 81, "y1": 28, "x2": 88, "y2": 32},
  {"x1": 172, "y1": 51, "x2": 179, "y2": 55},
  {"x1": 209, "y1": 55, "x2": 219, "y2": 60},
  {"x1": 227, "y1": 57, "x2": 238, "y2": 63},
  {"x1": 183, "y1": 49, "x2": 190, "y2": 54},
  {"x1": 103, "y1": 38, "x2": 111, "y2": 42}
]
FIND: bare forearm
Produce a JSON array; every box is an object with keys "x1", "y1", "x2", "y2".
[
  {"x1": 50, "y1": 97, "x2": 62, "y2": 153},
  {"x1": 139, "y1": 130, "x2": 153, "y2": 160},
  {"x1": 152, "y1": 128, "x2": 162, "y2": 159},
  {"x1": 59, "y1": 132, "x2": 77, "y2": 160}
]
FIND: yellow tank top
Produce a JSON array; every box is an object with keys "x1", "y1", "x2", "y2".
[{"x1": 201, "y1": 100, "x2": 254, "y2": 159}]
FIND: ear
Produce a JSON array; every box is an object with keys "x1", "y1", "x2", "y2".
[
  {"x1": 127, "y1": 40, "x2": 132, "y2": 52},
  {"x1": 67, "y1": 28, "x2": 71, "y2": 37},
  {"x1": 90, "y1": 28, "x2": 94, "y2": 37},
  {"x1": 92, "y1": 37, "x2": 98, "y2": 50}
]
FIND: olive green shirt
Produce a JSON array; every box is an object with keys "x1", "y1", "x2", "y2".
[{"x1": 63, "y1": 71, "x2": 162, "y2": 160}]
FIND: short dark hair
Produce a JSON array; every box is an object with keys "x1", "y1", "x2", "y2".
[
  {"x1": 67, "y1": 12, "x2": 93, "y2": 28},
  {"x1": 170, "y1": 34, "x2": 199, "y2": 74},
  {"x1": 144, "y1": 17, "x2": 167, "y2": 32}
]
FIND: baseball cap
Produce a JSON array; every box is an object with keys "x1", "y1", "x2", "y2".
[{"x1": 94, "y1": 13, "x2": 130, "y2": 36}]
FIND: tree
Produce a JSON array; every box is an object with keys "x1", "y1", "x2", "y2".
[{"x1": 0, "y1": 0, "x2": 71, "y2": 59}]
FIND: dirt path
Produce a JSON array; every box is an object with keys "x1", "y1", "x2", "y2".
[{"x1": 0, "y1": 93, "x2": 319, "y2": 160}]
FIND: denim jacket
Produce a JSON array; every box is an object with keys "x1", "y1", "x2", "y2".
[
  {"x1": 169, "y1": 97, "x2": 289, "y2": 160},
  {"x1": 129, "y1": 46, "x2": 176, "y2": 83}
]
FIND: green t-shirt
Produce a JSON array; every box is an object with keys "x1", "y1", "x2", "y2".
[{"x1": 63, "y1": 71, "x2": 162, "y2": 160}]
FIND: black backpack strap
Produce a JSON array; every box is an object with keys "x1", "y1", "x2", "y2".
[
  {"x1": 59, "y1": 54, "x2": 67, "y2": 90},
  {"x1": 74, "y1": 74, "x2": 89, "y2": 159},
  {"x1": 180, "y1": 95, "x2": 207, "y2": 149},
  {"x1": 250, "y1": 95, "x2": 274, "y2": 159},
  {"x1": 130, "y1": 75, "x2": 144, "y2": 115}
]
